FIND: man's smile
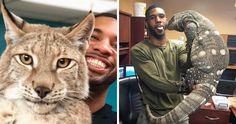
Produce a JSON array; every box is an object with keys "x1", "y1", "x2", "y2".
[
  {"x1": 86, "y1": 56, "x2": 111, "y2": 74},
  {"x1": 87, "y1": 57, "x2": 106, "y2": 69},
  {"x1": 155, "y1": 25, "x2": 164, "y2": 31}
]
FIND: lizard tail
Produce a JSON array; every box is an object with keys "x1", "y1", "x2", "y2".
[{"x1": 146, "y1": 82, "x2": 216, "y2": 124}]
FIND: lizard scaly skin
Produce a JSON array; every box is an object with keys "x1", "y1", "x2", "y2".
[{"x1": 146, "y1": 10, "x2": 229, "y2": 124}]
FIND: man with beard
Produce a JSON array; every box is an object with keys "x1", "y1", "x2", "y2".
[
  {"x1": 85, "y1": 13, "x2": 117, "y2": 124},
  {"x1": 131, "y1": 4, "x2": 190, "y2": 124}
]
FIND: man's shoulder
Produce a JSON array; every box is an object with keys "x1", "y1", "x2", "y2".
[
  {"x1": 92, "y1": 104, "x2": 117, "y2": 124},
  {"x1": 168, "y1": 40, "x2": 186, "y2": 50},
  {"x1": 168, "y1": 39, "x2": 185, "y2": 46},
  {"x1": 131, "y1": 40, "x2": 149, "y2": 52}
]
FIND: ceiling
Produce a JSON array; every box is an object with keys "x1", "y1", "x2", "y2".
[
  {"x1": 157, "y1": 0, "x2": 236, "y2": 35},
  {"x1": 2, "y1": 0, "x2": 117, "y2": 24}
]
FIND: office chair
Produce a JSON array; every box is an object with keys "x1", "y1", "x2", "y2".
[{"x1": 119, "y1": 76, "x2": 144, "y2": 124}]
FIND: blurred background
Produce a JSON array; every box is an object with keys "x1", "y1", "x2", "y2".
[{"x1": 3, "y1": 0, "x2": 116, "y2": 24}]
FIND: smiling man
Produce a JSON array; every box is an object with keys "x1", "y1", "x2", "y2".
[
  {"x1": 85, "y1": 13, "x2": 117, "y2": 124},
  {"x1": 131, "y1": 4, "x2": 190, "y2": 124}
]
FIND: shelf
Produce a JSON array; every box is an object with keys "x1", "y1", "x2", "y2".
[
  {"x1": 120, "y1": 42, "x2": 129, "y2": 48},
  {"x1": 222, "y1": 34, "x2": 236, "y2": 70},
  {"x1": 228, "y1": 47, "x2": 236, "y2": 51},
  {"x1": 131, "y1": 17, "x2": 145, "y2": 47},
  {"x1": 119, "y1": 47, "x2": 129, "y2": 51},
  {"x1": 227, "y1": 65, "x2": 236, "y2": 70},
  {"x1": 119, "y1": 11, "x2": 131, "y2": 65},
  {"x1": 119, "y1": 48, "x2": 129, "y2": 55},
  {"x1": 120, "y1": 40, "x2": 129, "y2": 43}
]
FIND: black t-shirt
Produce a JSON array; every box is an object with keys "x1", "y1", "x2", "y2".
[{"x1": 92, "y1": 104, "x2": 117, "y2": 124}]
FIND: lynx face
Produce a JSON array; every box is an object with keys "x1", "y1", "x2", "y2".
[{"x1": 0, "y1": 3, "x2": 94, "y2": 114}]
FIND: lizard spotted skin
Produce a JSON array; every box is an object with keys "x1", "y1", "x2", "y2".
[{"x1": 146, "y1": 10, "x2": 229, "y2": 124}]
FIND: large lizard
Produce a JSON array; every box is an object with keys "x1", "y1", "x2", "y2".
[{"x1": 146, "y1": 10, "x2": 229, "y2": 124}]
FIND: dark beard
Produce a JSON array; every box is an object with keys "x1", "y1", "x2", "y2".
[
  {"x1": 148, "y1": 26, "x2": 165, "y2": 40},
  {"x1": 89, "y1": 74, "x2": 116, "y2": 86}
]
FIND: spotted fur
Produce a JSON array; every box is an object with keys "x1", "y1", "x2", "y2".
[
  {"x1": 146, "y1": 10, "x2": 229, "y2": 124},
  {"x1": 0, "y1": 1, "x2": 94, "y2": 124}
]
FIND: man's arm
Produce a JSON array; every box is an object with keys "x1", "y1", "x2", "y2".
[
  {"x1": 178, "y1": 43, "x2": 189, "y2": 72},
  {"x1": 131, "y1": 47, "x2": 185, "y2": 93}
]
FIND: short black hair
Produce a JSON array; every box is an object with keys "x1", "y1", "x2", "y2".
[
  {"x1": 145, "y1": 3, "x2": 162, "y2": 18},
  {"x1": 95, "y1": 13, "x2": 117, "y2": 20}
]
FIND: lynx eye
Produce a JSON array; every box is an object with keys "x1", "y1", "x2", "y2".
[
  {"x1": 19, "y1": 54, "x2": 33, "y2": 65},
  {"x1": 57, "y1": 58, "x2": 71, "y2": 68}
]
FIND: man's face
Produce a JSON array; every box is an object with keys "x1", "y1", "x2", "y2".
[
  {"x1": 146, "y1": 8, "x2": 167, "y2": 38},
  {"x1": 86, "y1": 16, "x2": 117, "y2": 85}
]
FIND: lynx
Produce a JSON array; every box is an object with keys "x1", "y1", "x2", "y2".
[{"x1": 0, "y1": 2, "x2": 94, "y2": 124}]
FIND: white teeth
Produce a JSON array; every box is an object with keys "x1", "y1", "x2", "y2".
[
  {"x1": 87, "y1": 57, "x2": 106, "y2": 68},
  {"x1": 157, "y1": 27, "x2": 164, "y2": 30}
]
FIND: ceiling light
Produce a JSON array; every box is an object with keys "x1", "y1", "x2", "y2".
[{"x1": 20, "y1": 0, "x2": 117, "y2": 13}]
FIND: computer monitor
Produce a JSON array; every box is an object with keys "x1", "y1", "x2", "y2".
[
  {"x1": 216, "y1": 79, "x2": 236, "y2": 96},
  {"x1": 227, "y1": 35, "x2": 236, "y2": 47},
  {"x1": 229, "y1": 51, "x2": 236, "y2": 65},
  {"x1": 119, "y1": 65, "x2": 137, "y2": 78},
  {"x1": 221, "y1": 69, "x2": 236, "y2": 80},
  {"x1": 125, "y1": 65, "x2": 136, "y2": 77},
  {"x1": 119, "y1": 66, "x2": 125, "y2": 79},
  {"x1": 217, "y1": 69, "x2": 236, "y2": 96}
]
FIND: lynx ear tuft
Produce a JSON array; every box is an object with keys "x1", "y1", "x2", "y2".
[
  {"x1": 66, "y1": 12, "x2": 95, "y2": 54},
  {"x1": 1, "y1": 1, "x2": 28, "y2": 45}
]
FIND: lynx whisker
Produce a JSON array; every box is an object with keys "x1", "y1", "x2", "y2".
[
  {"x1": 65, "y1": 95, "x2": 83, "y2": 101},
  {"x1": 65, "y1": 90, "x2": 81, "y2": 93}
]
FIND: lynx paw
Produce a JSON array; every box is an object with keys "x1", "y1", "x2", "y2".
[
  {"x1": 0, "y1": 99, "x2": 16, "y2": 124},
  {"x1": 0, "y1": 112, "x2": 15, "y2": 124}
]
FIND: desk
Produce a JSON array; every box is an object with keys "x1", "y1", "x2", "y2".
[
  {"x1": 189, "y1": 100, "x2": 230, "y2": 124},
  {"x1": 228, "y1": 97, "x2": 236, "y2": 124},
  {"x1": 229, "y1": 97, "x2": 236, "y2": 115}
]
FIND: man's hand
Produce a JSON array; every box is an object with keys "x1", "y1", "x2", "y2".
[
  {"x1": 177, "y1": 78, "x2": 194, "y2": 94},
  {"x1": 192, "y1": 84, "x2": 200, "y2": 90}
]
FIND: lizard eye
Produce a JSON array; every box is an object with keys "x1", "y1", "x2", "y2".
[
  {"x1": 19, "y1": 54, "x2": 33, "y2": 65},
  {"x1": 57, "y1": 58, "x2": 71, "y2": 68}
]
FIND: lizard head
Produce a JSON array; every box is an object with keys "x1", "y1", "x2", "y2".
[
  {"x1": 167, "y1": 12, "x2": 186, "y2": 32},
  {"x1": 167, "y1": 10, "x2": 198, "y2": 32}
]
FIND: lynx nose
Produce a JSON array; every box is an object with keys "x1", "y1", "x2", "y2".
[{"x1": 34, "y1": 86, "x2": 51, "y2": 99}]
